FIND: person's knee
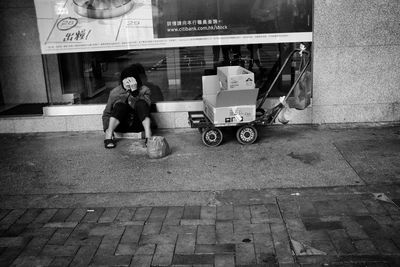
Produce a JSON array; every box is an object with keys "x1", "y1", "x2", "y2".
[{"x1": 135, "y1": 100, "x2": 150, "y2": 122}]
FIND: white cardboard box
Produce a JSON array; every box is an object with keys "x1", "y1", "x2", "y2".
[
  {"x1": 217, "y1": 66, "x2": 255, "y2": 90},
  {"x1": 202, "y1": 75, "x2": 259, "y2": 125}
]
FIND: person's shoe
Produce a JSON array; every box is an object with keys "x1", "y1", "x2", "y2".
[{"x1": 104, "y1": 139, "x2": 116, "y2": 149}]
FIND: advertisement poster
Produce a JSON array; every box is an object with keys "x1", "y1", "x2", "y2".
[{"x1": 34, "y1": 0, "x2": 312, "y2": 54}]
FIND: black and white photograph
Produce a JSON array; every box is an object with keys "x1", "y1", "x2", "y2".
[{"x1": 0, "y1": 0, "x2": 399, "y2": 266}]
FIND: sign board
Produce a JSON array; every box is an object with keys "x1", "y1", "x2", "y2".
[{"x1": 34, "y1": 0, "x2": 312, "y2": 54}]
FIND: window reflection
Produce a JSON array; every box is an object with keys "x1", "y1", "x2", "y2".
[{"x1": 54, "y1": 42, "x2": 310, "y2": 105}]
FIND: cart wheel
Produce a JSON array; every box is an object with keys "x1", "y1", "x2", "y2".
[
  {"x1": 202, "y1": 128, "x2": 223, "y2": 147},
  {"x1": 236, "y1": 125, "x2": 258, "y2": 145}
]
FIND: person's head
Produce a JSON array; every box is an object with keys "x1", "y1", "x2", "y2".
[
  {"x1": 130, "y1": 63, "x2": 147, "y2": 82},
  {"x1": 119, "y1": 66, "x2": 143, "y2": 91}
]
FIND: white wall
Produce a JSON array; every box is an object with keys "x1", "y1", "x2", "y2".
[{"x1": 312, "y1": 0, "x2": 400, "y2": 123}]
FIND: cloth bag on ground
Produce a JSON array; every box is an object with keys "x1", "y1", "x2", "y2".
[{"x1": 146, "y1": 136, "x2": 171, "y2": 159}]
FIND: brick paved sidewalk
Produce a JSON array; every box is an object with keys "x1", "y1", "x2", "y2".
[{"x1": 1, "y1": 188, "x2": 400, "y2": 267}]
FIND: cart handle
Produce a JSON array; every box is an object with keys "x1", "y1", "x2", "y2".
[{"x1": 257, "y1": 48, "x2": 311, "y2": 110}]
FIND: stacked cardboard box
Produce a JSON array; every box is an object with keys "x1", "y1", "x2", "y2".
[{"x1": 202, "y1": 66, "x2": 259, "y2": 125}]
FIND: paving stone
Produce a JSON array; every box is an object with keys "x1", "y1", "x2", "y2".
[
  {"x1": 235, "y1": 243, "x2": 257, "y2": 265},
  {"x1": 362, "y1": 199, "x2": 388, "y2": 215},
  {"x1": 81, "y1": 208, "x2": 105, "y2": 223},
  {"x1": 373, "y1": 239, "x2": 400, "y2": 255},
  {"x1": 140, "y1": 232, "x2": 177, "y2": 245},
  {"x1": 32, "y1": 209, "x2": 58, "y2": 224},
  {"x1": 98, "y1": 207, "x2": 120, "y2": 223},
  {"x1": 43, "y1": 222, "x2": 78, "y2": 228},
  {"x1": 19, "y1": 237, "x2": 48, "y2": 256},
  {"x1": 182, "y1": 206, "x2": 201, "y2": 220},
  {"x1": 0, "y1": 209, "x2": 26, "y2": 229},
  {"x1": 254, "y1": 235, "x2": 275, "y2": 264},
  {"x1": 47, "y1": 228, "x2": 74, "y2": 245},
  {"x1": 214, "y1": 254, "x2": 235, "y2": 267},
  {"x1": 345, "y1": 199, "x2": 370, "y2": 215},
  {"x1": 313, "y1": 201, "x2": 344, "y2": 217},
  {"x1": 276, "y1": 199, "x2": 299, "y2": 218},
  {"x1": 341, "y1": 219, "x2": 369, "y2": 240},
  {"x1": 201, "y1": 206, "x2": 216, "y2": 220},
  {"x1": 310, "y1": 239, "x2": 337, "y2": 256},
  {"x1": 161, "y1": 225, "x2": 197, "y2": 235},
  {"x1": 4, "y1": 223, "x2": 28, "y2": 237},
  {"x1": 264, "y1": 203, "x2": 282, "y2": 220},
  {"x1": 0, "y1": 237, "x2": 27, "y2": 247},
  {"x1": 49, "y1": 256, "x2": 72, "y2": 267},
  {"x1": 195, "y1": 244, "x2": 235, "y2": 254},
  {"x1": 69, "y1": 245, "x2": 98, "y2": 266},
  {"x1": 130, "y1": 254, "x2": 153, "y2": 267},
  {"x1": 164, "y1": 219, "x2": 180, "y2": 226},
  {"x1": 233, "y1": 205, "x2": 251, "y2": 220},
  {"x1": 353, "y1": 239, "x2": 379, "y2": 255},
  {"x1": 121, "y1": 225, "x2": 143, "y2": 244},
  {"x1": 115, "y1": 243, "x2": 137, "y2": 256},
  {"x1": 134, "y1": 244, "x2": 156, "y2": 255},
  {"x1": 89, "y1": 223, "x2": 125, "y2": 238},
  {"x1": 353, "y1": 215, "x2": 384, "y2": 239},
  {"x1": 328, "y1": 229, "x2": 356, "y2": 255},
  {"x1": 270, "y1": 223, "x2": 294, "y2": 264},
  {"x1": 142, "y1": 222, "x2": 162, "y2": 235},
  {"x1": 299, "y1": 200, "x2": 318, "y2": 218},
  {"x1": 148, "y1": 207, "x2": 168, "y2": 222},
  {"x1": 197, "y1": 225, "x2": 216, "y2": 244},
  {"x1": 133, "y1": 207, "x2": 152, "y2": 221},
  {"x1": 20, "y1": 225, "x2": 55, "y2": 238},
  {"x1": 0, "y1": 210, "x2": 10, "y2": 222},
  {"x1": 303, "y1": 221, "x2": 343, "y2": 231},
  {"x1": 96, "y1": 236, "x2": 120, "y2": 256},
  {"x1": 381, "y1": 202, "x2": 400, "y2": 216},
  {"x1": 233, "y1": 221, "x2": 269, "y2": 234},
  {"x1": 175, "y1": 233, "x2": 195, "y2": 254},
  {"x1": 91, "y1": 255, "x2": 131, "y2": 266},
  {"x1": 66, "y1": 208, "x2": 88, "y2": 223},
  {"x1": 216, "y1": 221, "x2": 233, "y2": 243},
  {"x1": 11, "y1": 255, "x2": 53, "y2": 267},
  {"x1": 181, "y1": 219, "x2": 215, "y2": 225},
  {"x1": 217, "y1": 205, "x2": 234, "y2": 221},
  {"x1": 165, "y1": 206, "x2": 184, "y2": 220},
  {"x1": 256, "y1": 252, "x2": 278, "y2": 265},
  {"x1": 250, "y1": 205, "x2": 269, "y2": 221},
  {"x1": 115, "y1": 207, "x2": 136, "y2": 222},
  {"x1": 152, "y1": 243, "x2": 175, "y2": 266},
  {"x1": 40, "y1": 244, "x2": 79, "y2": 257},
  {"x1": 117, "y1": 221, "x2": 145, "y2": 226},
  {"x1": 253, "y1": 233, "x2": 273, "y2": 247},
  {"x1": 50, "y1": 209, "x2": 73, "y2": 222},
  {"x1": 172, "y1": 254, "x2": 214, "y2": 265},
  {"x1": 0, "y1": 247, "x2": 24, "y2": 266},
  {"x1": 16, "y1": 209, "x2": 43, "y2": 224},
  {"x1": 65, "y1": 231, "x2": 102, "y2": 247}
]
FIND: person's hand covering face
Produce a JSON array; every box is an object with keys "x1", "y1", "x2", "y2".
[{"x1": 122, "y1": 77, "x2": 138, "y2": 92}]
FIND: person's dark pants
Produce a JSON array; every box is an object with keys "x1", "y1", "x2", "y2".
[{"x1": 110, "y1": 100, "x2": 150, "y2": 133}]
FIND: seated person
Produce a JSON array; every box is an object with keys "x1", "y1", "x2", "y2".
[{"x1": 102, "y1": 65, "x2": 152, "y2": 148}]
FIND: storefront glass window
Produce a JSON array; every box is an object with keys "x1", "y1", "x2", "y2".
[{"x1": 51, "y1": 41, "x2": 310, "y2": 105}]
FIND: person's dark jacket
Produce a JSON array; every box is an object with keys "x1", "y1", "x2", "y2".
[{"x1": 102, "y1": 84, "x2": 151, "y2": 131}]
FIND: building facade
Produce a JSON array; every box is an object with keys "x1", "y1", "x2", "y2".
[{"x1": 0, "y1": 0, "x2": 399, "y2": 133}]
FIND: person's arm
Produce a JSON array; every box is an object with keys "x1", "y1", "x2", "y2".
[{"x1": 139, "y1": 85, "x2": 152, "y2": 106}]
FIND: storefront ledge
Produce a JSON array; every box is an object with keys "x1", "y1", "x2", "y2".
[{"x1": 43, "y1": 101, "x2": 204, "y2": 116}]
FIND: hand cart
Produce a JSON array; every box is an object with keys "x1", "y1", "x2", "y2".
[{"x1": 188, "y1": 46, "x2": 311, "y2": 147}]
